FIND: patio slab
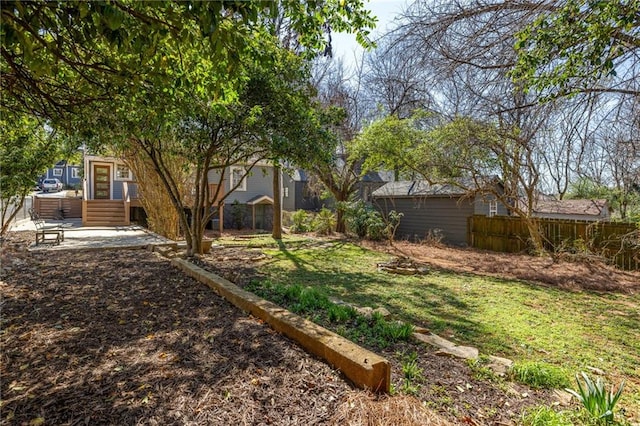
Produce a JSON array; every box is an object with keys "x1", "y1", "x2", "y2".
[{"x1": 11, "y1": 218, "x2": 172, "y2": 250}]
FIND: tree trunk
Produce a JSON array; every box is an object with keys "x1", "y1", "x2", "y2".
[
  {"x1": 0, "y1": 194, "x2": 27, "y2": 236},
  {"x1": 524, "y1": 217, "x2": 546, "y2": 257},
  {"x1": 335, "y1": 206, "x2": 345, "y2": 233},
  {"x1": 272, "y1": 165, "x2": 282, "y2": 239}
]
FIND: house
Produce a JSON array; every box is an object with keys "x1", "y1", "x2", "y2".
[
  {"x1": 78, "y1": 155, "x2": 389, "y2": 231},
  {"x1": 210, "y1": 163, "x2": 324, "y2": 231},
  {"x1": 372, "y1": 179, "x2": 509, "y2": 245},
  {"x1": 358, "y1": 170, "x2": 393, "y2": 202},
  {"x1": 282, "y1": 169, "x2": 323, "y2": 212},
  {"x1": 532, "y1": 199, "x2": 611, "y2": 221},
  {"x1": 41, "y1": 160, "x2": 82, "y2": 189},
  {"x1": 81, "y1": 155, "x2": 141, "y2": 226}
]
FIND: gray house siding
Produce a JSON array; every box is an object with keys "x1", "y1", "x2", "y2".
[
  {"x1": 208, "y1": 166, "x2": 274, "y2": 205},
  {"x1": 282, "y1": 174, "x2": 296, "y2": 211},
  {"x1": 209, "y1": 165, "x2": 276, "y2": 230},
  {"x1": 85, "y1": 157, "x2": 135, "y2": 201},
  {"x1": 294, "y1": 181, "x2": 323, "y2": 211},
  {"x1": 474, "y1": 193, "x2": 510, "y2": 216},
  {"x1": 112, "y1": 181, "x2": 124, "y2": 200},
  {"x1": 374, "y1": 196, "x2": 475, "y2": 245}
]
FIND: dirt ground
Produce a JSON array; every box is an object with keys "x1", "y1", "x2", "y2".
[
  {"x1": 361, "y1": 240, "x2": 640, "y2": 294},
  {"x1": 2, "y1": 232, "x2": 570, "y2": 425}
]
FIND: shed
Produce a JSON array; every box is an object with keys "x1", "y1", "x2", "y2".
[{"x1": 372, "y1": 179, "x2": 508, "y2": 245}]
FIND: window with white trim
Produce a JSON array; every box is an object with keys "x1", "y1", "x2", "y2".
[
  {"x1": 230, "y1": 166, "x2": 247, "y2": 191},
  {"x1": 489, "y1": 200, "x2": 498, "y2": 217},
  {"x1": 115, "y1": 164, "x2": 132, "y2": 181},
  {"x1": 283, "y1": 187, "x2": 289, "y2": 198},
  {"x1": 71, "y1": 168, "x2": 80, "y2": 179},
  {"x1": 53, "y1": 168, "x2": 63, "y2": 176}
]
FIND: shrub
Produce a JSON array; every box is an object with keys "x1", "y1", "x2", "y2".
[
  {"x1": 231, "y1": 200, "x2": 245, "y2": 230},
  {"x1": 385, "y1": 210, "x2": 404, "y2": 242},
  {"x1": 290, "y1": 210, "x2": 311, "y2": 233},
  {"x1": 364, "y1": 211, "x2": 387, "y2": 241},
  {"x1": 312, "y1": 207, "x2": 335, "y2": 235},
  {"x1": 342, "y1": 200, "x2": 370, "y2": 238},
  {"x1": 566, "y1": 372, "x2": 625, "y2": 424},
  {"x1": 510, "y1": 361, "x2": 569, "y2": 389},
  {"x1": 343, "y1": 200, "x2": 403, "y2": 242}
]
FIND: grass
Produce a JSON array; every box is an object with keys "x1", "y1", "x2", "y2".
[
  {"x1": 521, "y1": 406, "x2": 591, "y2": 426},
  {"x1": 216, "y1": 236, "x2": 640, "y2": 420},
  {"x1": 244, "y1": 279, "x2": 414, "y2": 349},
  {"x1": 510, "y1": 361, "x2": 570, "y2": 389}
]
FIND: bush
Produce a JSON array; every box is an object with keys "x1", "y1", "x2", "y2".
[
  {"x1": 231, "y1": 200, "x2": 245, "y2": 230},
  {"x1": 342, "y1": 200, "x2": 403, "y2": 242},
  {"x1": 290, "y1": 209, "x2": 311, "y2": 233},
  {"x1": 312, "y1": 207, "x2": 335, "y2": 235},
  {"x1": 342, "y1": 200, "x2": 369, "y2": 237}
]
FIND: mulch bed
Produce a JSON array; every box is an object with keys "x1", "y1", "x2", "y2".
[
  {"x1": 1, "y1": 232, "x2": 567, "y2": 425},
  {"x1": 1, "y1": 233, "x2": 352, "y2": 425},
  {"x1": 363, "y1": 240, "x2": 640, "y2": 294}
]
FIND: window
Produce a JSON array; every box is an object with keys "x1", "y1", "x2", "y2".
[
  {"x1": 230, "y1": 166, "x2": 247, "y2": 191},
  {"x1": 53, "y1": 168, "x2": 63, "y2": 176},
  {"x1": 71, "y1": 168, "x2": 80, "y2": 179},
  {"x1": 283, "y1": 187, "x2": 289, "y2": 198},
  {"x1": 489, "y1": 200, "x2": 498, "y2": 217},
  {"x1": 115, "y1": 164, "x2": 132, "y2": 181}
]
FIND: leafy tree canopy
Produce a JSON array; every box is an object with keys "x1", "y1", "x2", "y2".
[
  {"x1": 351, "y1": 113, "x2": 428, "y2": 180},
  {"x1": 512, "y1": 0, "x2": 640, "y2": 99},
  {"x1": 0, "y1": 109, "x2": 62, "y2": 234},
  {"x1": 1, "y1": 0, "x2": 376, "y2": 119}
]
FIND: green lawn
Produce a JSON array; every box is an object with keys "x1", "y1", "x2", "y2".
[{"x1": 218, "y1": 235, "x2": 640, "y2": 420}]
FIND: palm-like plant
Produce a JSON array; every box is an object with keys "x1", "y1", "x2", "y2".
[{"x1": 566, "y1": 372, "x2": 625, "y2": 424}]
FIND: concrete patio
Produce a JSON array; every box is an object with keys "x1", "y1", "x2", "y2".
[{"x1": 10, "y1": 218, "x2": 173, "y2": 250}]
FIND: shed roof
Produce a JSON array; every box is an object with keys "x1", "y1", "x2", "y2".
[
  {"x1": 372, "y1": 177, "x2": 498, "y2": 198},
  {"x1": 533, "y1": 199, "x2": 609, "y2": 217}
]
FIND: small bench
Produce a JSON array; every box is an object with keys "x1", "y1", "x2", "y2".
[
  {"x1": 33, "y1": 218, "x2": 65, "y2": 245},
  {"x1": 29, "y1": 208, "x2": 65, "y2": 246}
]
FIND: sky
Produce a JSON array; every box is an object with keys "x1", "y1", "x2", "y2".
[{"x1": 331, "y1": 0, "x2": 409, "y2": 68}]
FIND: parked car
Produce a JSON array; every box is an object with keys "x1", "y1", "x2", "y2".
[{"x1": 41, "y1": 178, "x2": 63, "y2": 193}]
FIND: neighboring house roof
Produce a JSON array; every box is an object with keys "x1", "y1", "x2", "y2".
[
  {"x1": 291, "y1": 169, "x2": 308, "y2": 182},
  {"x1": 361, "y1": 170, "x2": 393, "y2": 183},
  {"x1": 246, "y1": 195, "x2": 274, "y2": 205},
  {"x1": 372, "y1": 177, "x2": 500, "y2": 198},
  {"x1": 533, "y1": 199, "x2": 609, "y2": 217}
]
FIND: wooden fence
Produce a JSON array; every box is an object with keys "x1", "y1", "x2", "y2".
[
  {"x1": 468, "y1": 215, "x2": 639, "y2": 271},
  {"x1": 34, "y1": 197, "x2": 83, "y2": 219}
]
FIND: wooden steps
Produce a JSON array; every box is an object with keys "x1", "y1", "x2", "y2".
[{"x1": 84, "y1": 200, "x2": 128, "y2": 226}]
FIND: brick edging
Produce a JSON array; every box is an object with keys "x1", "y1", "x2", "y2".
[{"x1": 171, "y1": 258, "x2": 390, "y2": 393}]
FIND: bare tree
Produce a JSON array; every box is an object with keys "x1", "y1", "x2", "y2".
[
  {"x1": 309, "y1": 57, "x2": 368, "y2": 232},
  {"x1": 361, "y1": 35, "x2": 435, "y2": 119}
]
